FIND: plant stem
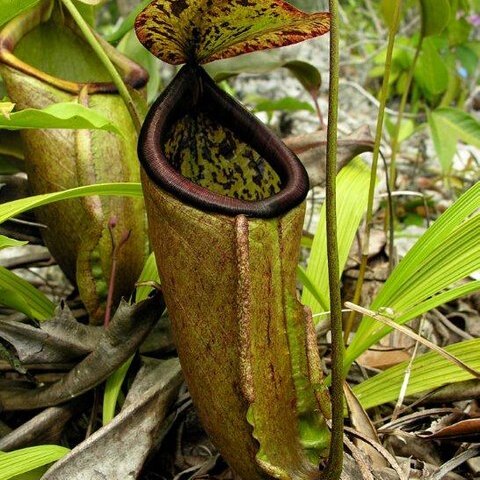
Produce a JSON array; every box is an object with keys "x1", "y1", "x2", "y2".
[
  {"x1": 322, "y1": 0, "x2": 343, "y2": 478},
  {"x1": 104, "y1": 219, "x2": 131, "y2": 328},
  {"x1": 343, "y1": 0, "x2": 403, "y2": 344},
  {"x1": 60, "y1": 0, "x2": 142, "y2": 133}
]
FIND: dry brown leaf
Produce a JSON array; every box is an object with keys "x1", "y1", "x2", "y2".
[
  {"x1": 418, "y1": 417, "x2": 480, "y2": 442},
  {"x1": 0, "y1": 304, "x2": 101, "y2": 364},
  {"x1": 42, "y1": 358, "x2": 182, "y2": 480},
  {"x1": 284, "y1": 126, "x2": 374, "y2": 187},
  {"x1": 344, "y1": 383, "x2": 388, "y2": 468},
  {"x1": 0, "y1": 294, "x2": 163, "y2": 410}
]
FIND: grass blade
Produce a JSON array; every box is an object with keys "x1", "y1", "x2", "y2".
[
  {"x1": 353, "y1": 339, "x2": 480, "y2": 410},
  {"x1": 346, "y1": 182, "x2": 480, "y2": 368},
  {"x1": 301, "y1": 157, "x2": 370, "y2": 316},
  {"x1": 0, "y1": 182, "x2": 142, "y2": 224},
  {"x1": 0, "y1": 445, "x2": 70, "y2": 480},
  {"x1": 0, "y1": 266, "x2": 55, "y2": 320}
]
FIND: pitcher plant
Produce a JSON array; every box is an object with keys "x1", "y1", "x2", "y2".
[
  {"x1": 135, "y1": 1, "x2": 333, "y2": 479},
  {"x1": 0, "y1": 0, "x2": 148, "y2": 323}
]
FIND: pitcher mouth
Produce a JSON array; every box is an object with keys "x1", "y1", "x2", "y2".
[
  {"x1": 138, "y1": 64, "x2": 309, "y2": 218},
  {"x1": 0, "y1": 0, "x2": 148, "y2": 94}
]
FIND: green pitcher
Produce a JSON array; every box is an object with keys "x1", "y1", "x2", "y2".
[
  {"x1": 0, "y1": 0, "x2": 148, "y2": 323},
  {"x1": 136, "y1": 1, "x2": 333, "y2": 478}
]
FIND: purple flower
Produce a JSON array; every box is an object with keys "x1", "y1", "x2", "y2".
[{"x1": 468, "y1": 14, "x2": 480, "y2": 27}]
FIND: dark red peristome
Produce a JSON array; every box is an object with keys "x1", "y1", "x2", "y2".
[{"x1": 138, "y1": 64, "x2": 309, "y2": 218}]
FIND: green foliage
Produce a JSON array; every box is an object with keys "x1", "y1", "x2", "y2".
[
  {"x1": 253, "y1": 97, "x2": 315, "y2": 115},
  {"x1": 345, "y1": 182, "x2": 480, "y2": 370},
  {"x1": 0, "y1": 183, "x2": 142, "y2": 224},
  {"x1": 382, "y1": 0, "x2": 451, "y2": 36},
  {"x1": 428, "y1": 107, "x2": 480, "y2": 172},
  {"x1": 0, "y1": 102, "x2": 122, "y2": 135},
  {"x1": 0, "y1": 236, "x2": 27, "y2": 249},
  {"x1": 0, "y1": 0, "x2": 41, "y2": 27},
  {"x1": 370, "y1": 0, "x2": 479, "y2": 172},
  {"x1": 0, "y1": 266, "x2": 55, "y2": 320},
  {"x1": 0, "y1": 445, "x2": 70, "y2": 480},
  {"x1": 353, "y1": 338, "x2": 480, "y2": 409},
  {"x1": 419, "y1": 0, "x2": 451, "y2": 37},
  {"x1": 301, "y1": 158, "x2": 371, "y2": 315},
  {"x1": 414, "y1": 37, "x2": 449, "y2": 100}
]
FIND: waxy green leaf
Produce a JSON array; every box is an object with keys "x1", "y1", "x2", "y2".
[
  {"x1": 135, "y1": 0, "x2": 330, "y2": 65},
  {"x1": 0, "y1": 183, "x2": 142, "y2": 225},
  {"x1": 0, "y1": 102, "x2": 122, "y2": 135}
]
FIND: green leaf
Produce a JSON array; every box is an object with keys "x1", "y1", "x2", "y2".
[
  {"x1": 0, "y1": 266, "x2": 55, "y2": 320},
  {"x1": 135, "y1": 0, "x2": 330, "y2": 65},
  {"x1": 135, "y1": 252, "x2": 160, "y2": 303},
  {"x1": 206, "y1": 49, "x2": 289, "y2": 81},
  {"x1": 353, "y1": 338, "x2": 480, "y2": 410},
  {"x1": 0, "y1": 235, "x2": 27, "y2": 249},
  {"x1": 447, "y1": 16, "x2": 472, "y2": 47},
  {"x1": 456, "y1": 44, "x2": 479, "y2": 77},
  {"x1": 253, "y1": 97, "x2": 314, "y2": 114},
  {"x1": 297, "y1": 265, "x2": 328, "y2": 312},
  {"x1": 0, "y1": 182, "x2": 143, "y2": 224},
  {"x1": 419, "y1": 0, "x2": 451, "y2": 36},
  {"x1": 105, "y1": 0, "x2": 152, "y2": 43},
  {"x1": 102, "y1": 252, "x2": 161, "y2": 425},
  {"x1": 205, "y1": 51, "x2": 321, "y2": 97},
  {"x1": 345, "y1": 182, "x2": 480, "y2": 371},
  {"x1": 102, "y1": 356, "x2": 133, "y2": 425},
  {"x1": 380, "y1": 0, "x2": 403, "y2": 31},
  {"x1": 0, "y1": 445, "x2": 70, "y2": 480},
  {"x1": 427, "y1": 108, "x2": 457, "y2": 172},
  {"x1": 414, "y1": 38, "x2": 449, "y2": 98},
  {"x1": 0, "y1": 102, "x2": 122, "y2": 135},
  {"x1": 282, "y1": 60, "x2": 321, "y2": 95},
  {"x1": 430, "y1": 107, "x2": 480, "y2": 167},
  {"x1": 301, "y1": 157, "x2": 371, "y2": 315},
  {"x1": 0, "y1": 0, "x2": 41, "y2": 27}
]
